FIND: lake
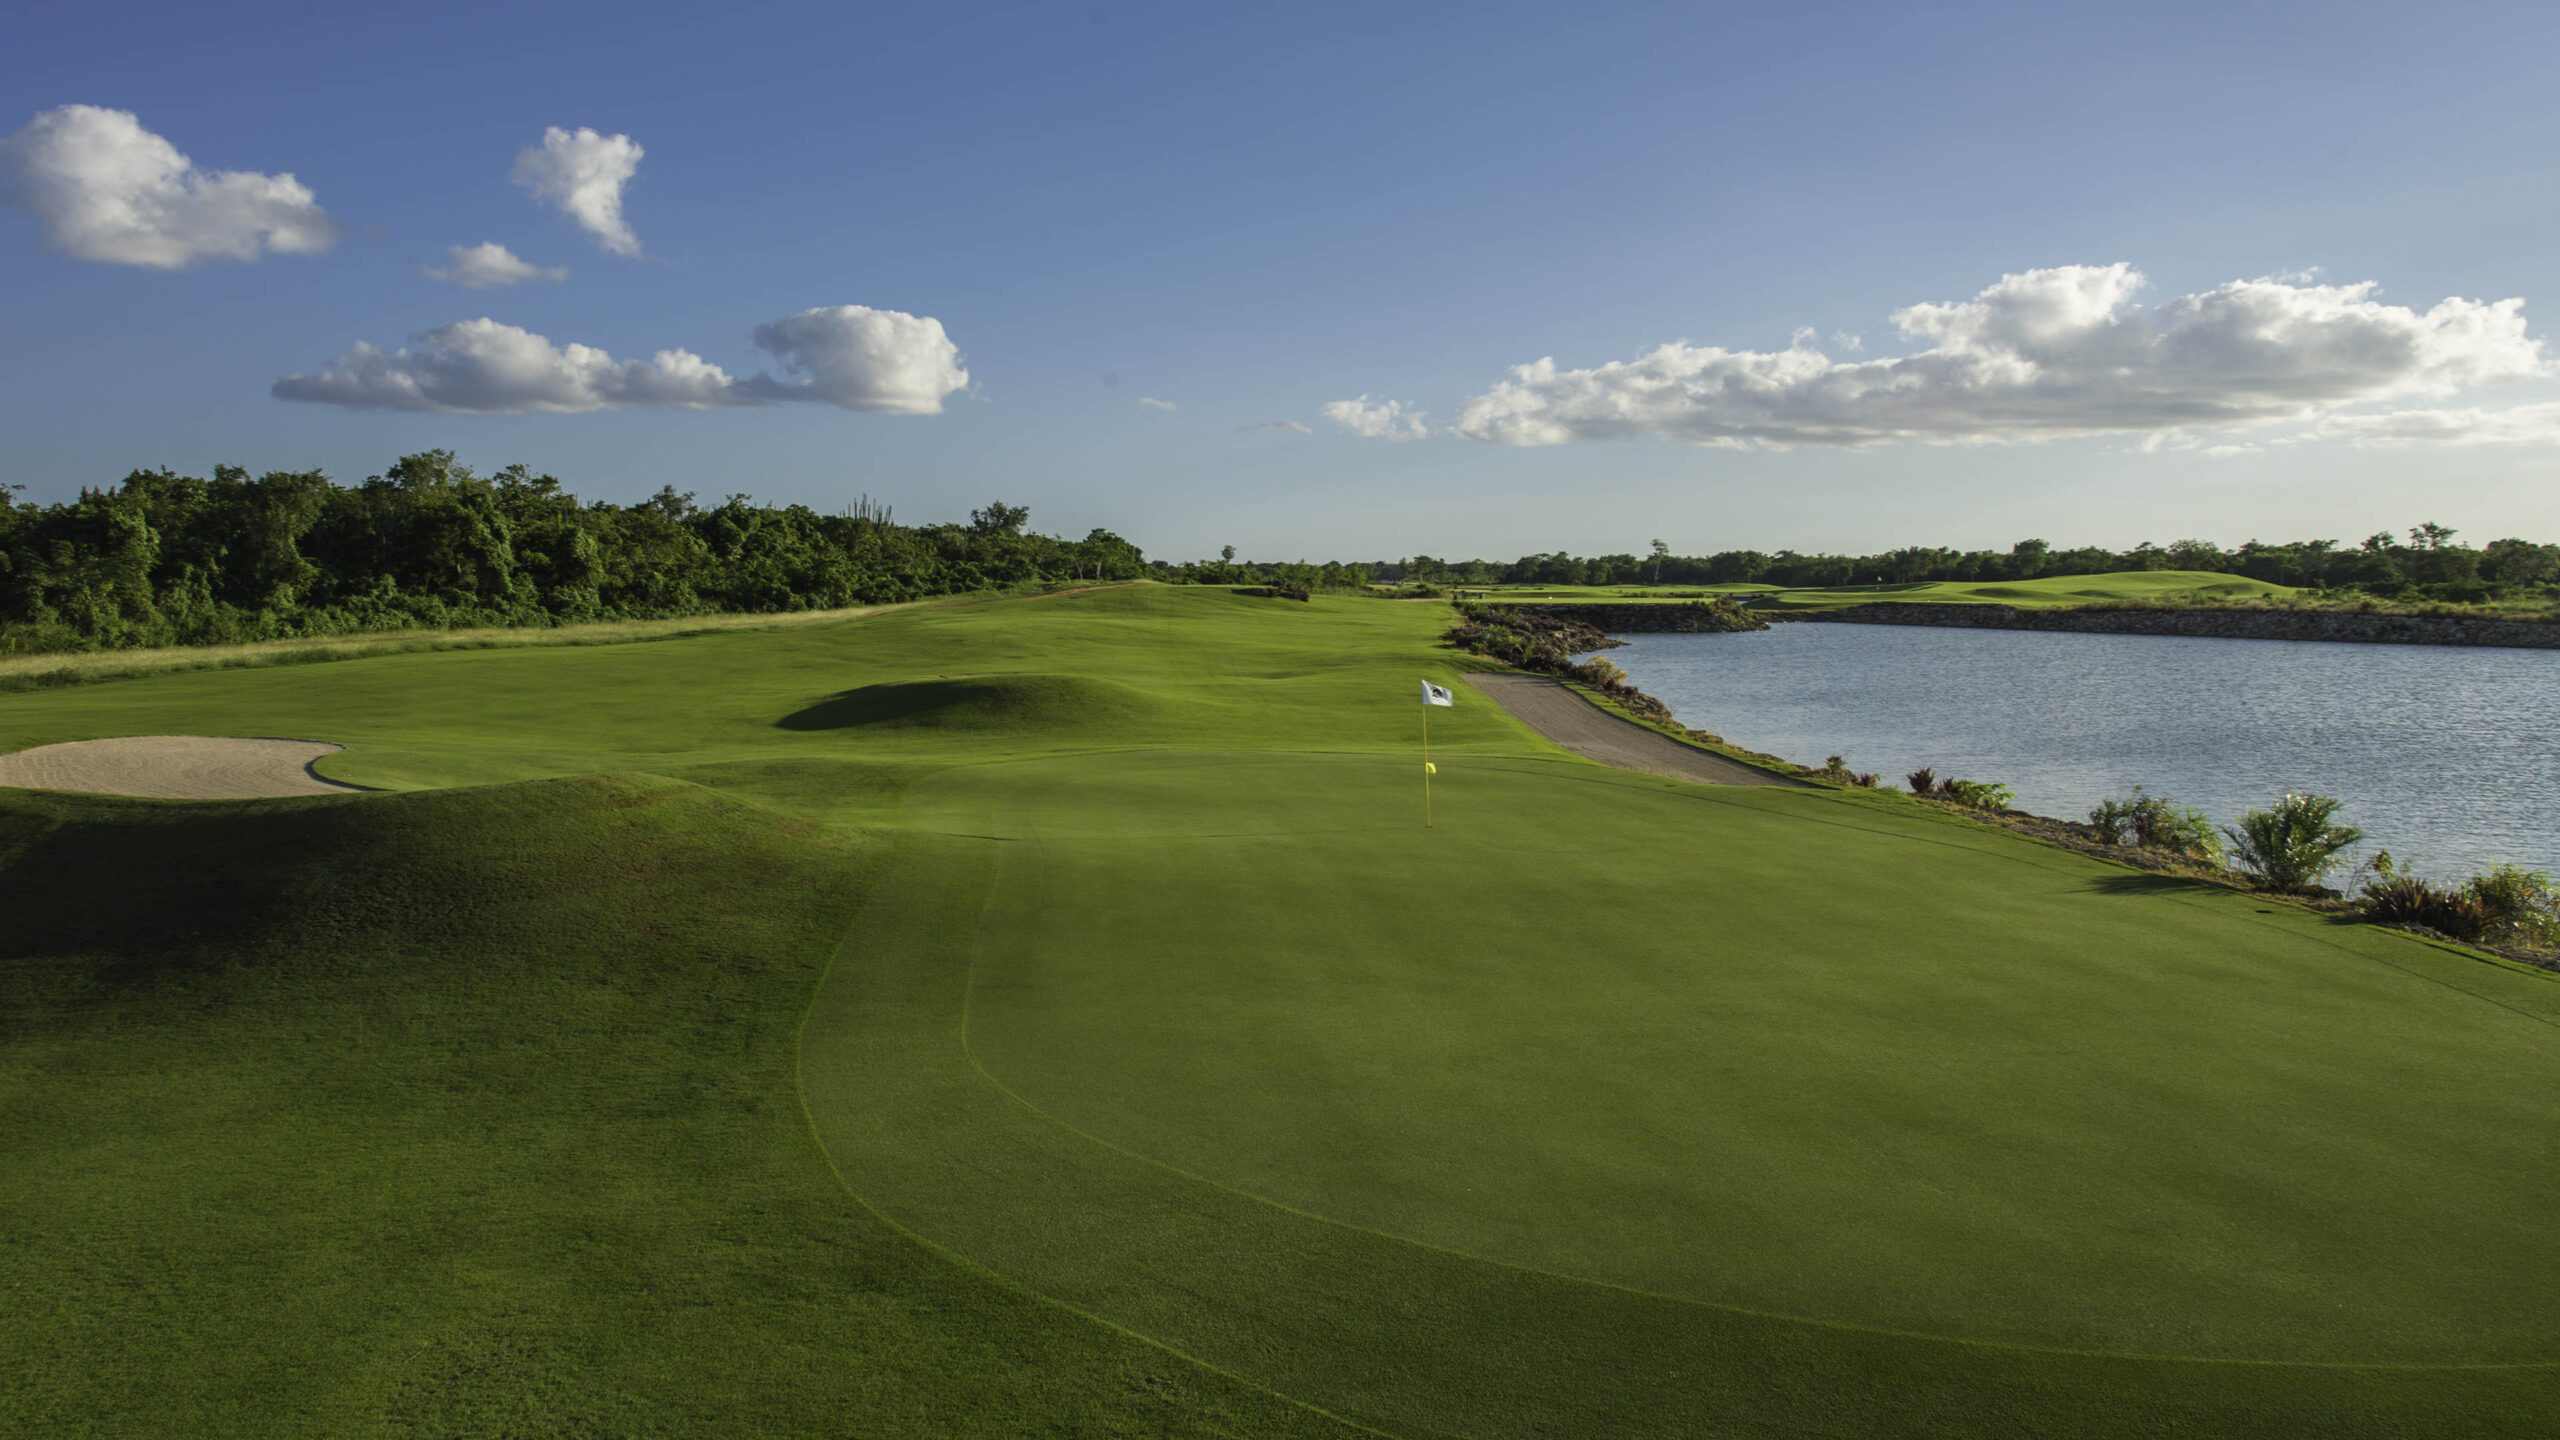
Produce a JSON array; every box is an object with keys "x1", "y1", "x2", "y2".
[{"x1": 1606, "y1": 622, "x2": 2560, "y2": 882}]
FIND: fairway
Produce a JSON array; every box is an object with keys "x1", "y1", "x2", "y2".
[
  {"x1": 6, "y1": 584, "x2": 2557, "y2": 1437},
  {"x1": 1474, "y1": 569, "x2": 2300, "y2": 608},
  {"x1": 942, "y1": 751, "x2": 2560, "y2": 1362}
]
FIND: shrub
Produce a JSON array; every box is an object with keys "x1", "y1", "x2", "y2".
[
  {"x1": 2088, "y1": 787, "x2": 2224, "y2": 863},
  {"x1": 2088, "y1": 792, "x2": 2140, "y2": 844},
  {"x1": 2224, "y1": 793, "x2": 2363, "y2": 893},
  {"x1": 1936, "y1": 778, "x2": 2014, "y2": 811},
  {"x1": 2144, "y1": 805, "x2": 2226, "y2": 864},
  {"x1": 1813, "y1": 756, "x2": 1881, "y2": 788},
  {"x1": 2362, "y1": 872, "x2": 2491, "y2": 940},
  {"x1": 2465, "y1": 864, "x2": 2560, "y2": 948},
  {"x1": 1905, "y1": 766, "x2": 1936, "y2": 795},
  {"x1": 1575, "y1": 655, "x2": 1629, "y2": 687}
]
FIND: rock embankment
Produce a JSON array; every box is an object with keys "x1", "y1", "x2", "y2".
[
  {"x1": 1769, "y1": 603, "x2": 2560, "y2": 649},
  {"x1": 1500, "y1": 600, "x2": 1769, "y2": 634}
]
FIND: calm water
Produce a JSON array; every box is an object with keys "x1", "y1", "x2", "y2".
[{"x1": 1608, "y1": 623, "x2": 2560, "y2": 882}]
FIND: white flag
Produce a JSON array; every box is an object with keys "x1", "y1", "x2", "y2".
[{"x1": 1421, "y1": 680, "x2": 1454, "y2": 707}]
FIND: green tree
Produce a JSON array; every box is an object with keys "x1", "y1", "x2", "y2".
[{"x1": 970, "y1": 502, "x2": 1031, "y2": 536}]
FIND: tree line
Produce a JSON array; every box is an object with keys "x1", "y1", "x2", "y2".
[
  {"x1": 1173, "y1": 526, "x2": 2560, "y2": 601},
  {"x1": 14, "y1": 450, "x2": 2558, "y2": 654},
  {"x1": 1, "y1": 452, "x2": 1146, "y2": 654}
]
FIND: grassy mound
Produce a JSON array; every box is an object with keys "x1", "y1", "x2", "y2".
[{"x1": 779, "y1": 673, "x2": 1164, "y2": 733}]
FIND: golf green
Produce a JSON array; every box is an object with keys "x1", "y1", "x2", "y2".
[{"x1": 5, "y1": 583, "x2": 2556, "y2": 1437}]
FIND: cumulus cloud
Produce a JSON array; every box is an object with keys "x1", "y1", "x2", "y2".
[
  {"x1": 1139, "y1": 396, "x2": 1177, "y2": 411},
  {"x1": 1238, "y1": 419, "x2": 1311, "y2": 433},
  {"x1": 274, "y1": 304, "x2": 968, "y2": 415},
  {"x1": 2306, "y1": 401, "x2": 2560, "y2": 447},
  {"x1": 1454, "y1": 264, "x2": 2548, "y2": 448},
  {"x1": 271, "y1": 319, "x2": 735, "y2": 412},
  {"x1": 740, "y1": 306, "x2": 969, "y2": 413},
  {"x1": 1322, "y1": 395, "x2": 1429, "y2": 440},
  {"x1": 1, "y1": 104, "x2": 340, "y2": 268},
  {"x1": 426, "y1": 241, "x2": 565, "y2": 289},
  {"x1": 511, "y1": 126, "x2": 644, "y2": 256}
]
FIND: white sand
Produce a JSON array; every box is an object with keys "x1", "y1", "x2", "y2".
[{"x1": 0, "y1": 736, "x2": 362, "y2": 799}]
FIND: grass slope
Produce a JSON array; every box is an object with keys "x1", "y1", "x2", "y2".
[{"x1": 6, "y1": 583, "x2": 2557, "y2": 1436}]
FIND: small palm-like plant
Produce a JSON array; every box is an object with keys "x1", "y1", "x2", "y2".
[
  {"x1": 2224, "y1": 793, "x2": 2363, "y2": 892},
  {"x1": 2363, "y1": 872, "x2": 2491, "y2": 940},
  {"x1": 1905, "y1": 766, "x2": 1937, "y2": 795}
]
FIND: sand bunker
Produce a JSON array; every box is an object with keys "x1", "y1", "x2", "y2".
[{"x1": 0, "y1": 736, "x2": 362, "y2": 799}]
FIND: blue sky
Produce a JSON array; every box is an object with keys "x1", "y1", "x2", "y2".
[{"x1": 5, "y1": 0, "x2": 2557, "y2": 561}]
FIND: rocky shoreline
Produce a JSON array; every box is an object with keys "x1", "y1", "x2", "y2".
[
  {"x1": 1496, "y1": 600, "x2": 1768, "y2": 634},
  {"x1": 1766, "y1": 602, "x2": 2560, "y2": 649}
]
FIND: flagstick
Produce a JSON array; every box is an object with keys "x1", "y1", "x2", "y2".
[{"x1": 1423, "y1": 703, "x2": 1432, "y2": 828}]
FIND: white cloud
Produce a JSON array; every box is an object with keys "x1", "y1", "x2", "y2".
[
  {"x1": 2306, "y1": 401, "x2": 2560, "y2": 446},
  {"x1": 1139, "y1": 396, "x2": 1177, "y2": 410},
  {"x1": 511, "y1": 126, "x2": 643, "y2": 256},
  {"x1": 1322, "y1": 394, "x2": 1429, "y2": 440},
  {"x1": 425, "y1": 241, "x2": 565, "y2": 289},
  {"x1": 1454, "y1": 264, "x2": 2548, "y2": 448},
  {"x1": 271, "y1": 319, "x2": 735, "y2": 413},
  {"x1": 1238, "y1": 419, "x2": 1311, "y2": 433},
  {"x1": 274, "y1": 304, "x2": 969, "y2": 415},
  {"x1": 1, "y1": 104, "x2": 340, "y2": 268},
  {"x1": 741, "y1": 305, "x2": 969, "y2": 413}
]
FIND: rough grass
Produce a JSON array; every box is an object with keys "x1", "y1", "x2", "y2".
[
  {"x1": 6, "y1": 583, "x2": 2558, "y2": 1436},
  {"x1": 0, "y1": 582, "x2": 1117, "y2": 693}
]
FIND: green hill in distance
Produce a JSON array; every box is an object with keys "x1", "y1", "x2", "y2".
[{"x1": 5, "y1": 584, "x2": 2555, "y2": 1438}]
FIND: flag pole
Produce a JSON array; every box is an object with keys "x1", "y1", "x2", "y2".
[{"x1": 1423, "y1": 702, "x2": 1432, "y2": 828}]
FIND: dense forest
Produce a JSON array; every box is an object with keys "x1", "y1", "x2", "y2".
[
  {"x1": 9, "y1": 451, "x2": 2558, "y2": 653},
  {"x1": 1, "y1": 453, "x2": 1146, "y2": 654}
]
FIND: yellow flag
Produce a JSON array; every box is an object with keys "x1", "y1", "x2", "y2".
[{"x1": 1424, "y1": 762, "x2": 1437, "y2": 774}]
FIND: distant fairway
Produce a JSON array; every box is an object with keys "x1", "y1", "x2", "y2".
[
  {"x1": 5, "y1": 584, "x2": 2556, "y2": 1437},
  {"x1": 1481, "y1": 568, "x2": 2299, "y2": 608}
]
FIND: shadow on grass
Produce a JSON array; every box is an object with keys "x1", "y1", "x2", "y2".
[
  {"x1": 2085, "y1": 870, "x2": 2229, "y2": 898},
  {"x1": 777, "y1": 675, "x2": 1159, "y2": 732}
]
